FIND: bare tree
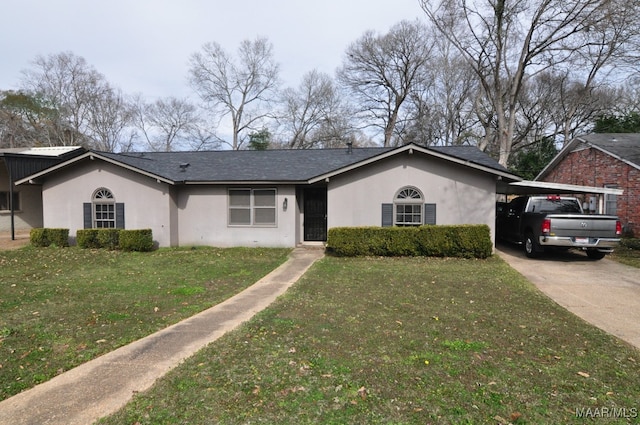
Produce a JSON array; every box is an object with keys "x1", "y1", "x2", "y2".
[
  {"x1": 87, "y1": 88, "x2": 135, "y2": 152},
  {"x1": 404, "y1": 36, "x2": 480, "y2": 146},
  {"x1": 133, "y1": 95, "x2": 206, "y2": 152},
  {"x1": 420, "y1": 0, "x2": 640, "y2": 166},
  {"x1": 20, "y1": 52, "x2": 110, "y2": 147},
  {"x1": 337, "y1": 20, "x2": 434, "y2": 147},
  {"x1": 188, "y1": 37, "x2": 280, "y2": 150},
  {"x1": 277, "y1": 70, "x2": 350, "y2": 149}
]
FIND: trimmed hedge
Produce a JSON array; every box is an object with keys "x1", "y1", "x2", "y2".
[
  {"x1": 76, "y1": 229, "x2": 120, "y2": 250},
  {"x1": 326, "y1": 225, "x2": 493, "y2": 258},
  {"x1": 77, "y1": 228, "x2": 154, "y2": 251},
  {"x1": 29, "y1": 228, "x2": 70, "y2": 247},
  {"x1": 118, "y1": 229, "x2": 154, "y2": 252}
]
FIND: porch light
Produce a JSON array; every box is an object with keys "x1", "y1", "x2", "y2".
[{"x1": 283, "y1": 197, "x2": 288, "y2": 211}]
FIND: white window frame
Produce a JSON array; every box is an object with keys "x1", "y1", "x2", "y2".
[
  {"x1": 394, "y1": 186, "x2": 423, "y2": 226},
  {"x1": 93, "y1": 188, "x2": 116, "y2": 228},
  {"x1": 228, "y1": 188, "x2": 277, "y2": 226}
]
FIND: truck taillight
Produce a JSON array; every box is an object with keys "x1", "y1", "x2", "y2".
[
  {"x1": 541, "y1": 218, "x2": 551, "y2": 234},
  {"x1": 616, "y1": 220, "x2": 622, "y2": 235}
]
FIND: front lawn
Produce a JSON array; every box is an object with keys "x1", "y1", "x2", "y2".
[
  {"x1": 98, "y1": 256, "x2": 640, "y2": 424},
  {"x1": 0, "y1": 246, "x2": 290, "y2": 400}
]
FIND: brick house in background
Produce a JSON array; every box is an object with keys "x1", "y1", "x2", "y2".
[{"x1": 536, "y1": 133, "x2": 640, "y2": 236}]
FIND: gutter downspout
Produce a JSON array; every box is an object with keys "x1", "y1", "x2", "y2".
[{"x1": 8, "y1": 166, "x2": 15, "y2": 240}]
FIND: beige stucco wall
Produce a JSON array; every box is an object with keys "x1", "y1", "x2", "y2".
[
  {"x1": 40, "y1": 160, "x2": 175, "y2": 247},
  {"x1": 176, "y1": 185, "x2": 297, "y2": 247},
  {"x1": 39, "y1": 159, "x2": 298, "y2": 248},
  {"x1": 326, "y1": 151, "x2": 498, "y2": 243}
]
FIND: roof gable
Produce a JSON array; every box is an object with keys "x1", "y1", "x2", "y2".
[{"x1": 536, "y1": 133, "x2": 640, "y2": 180}]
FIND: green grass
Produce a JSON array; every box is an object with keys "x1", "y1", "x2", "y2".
[
  {"x1": 0, "y1": 246, "x2": 290, "y2": 400},
  {"x1": 97, "y1": 255, "x2": 640, "y2": 425},
  {"x1": 610, "y1": 241, "x2": 640, "y2": 268}
]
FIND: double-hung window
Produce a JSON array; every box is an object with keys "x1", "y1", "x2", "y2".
[
  {"x1": 83, "y1": 188, "x2": 125, "y2": 229},
  {"x1": 382, "y1": 186, "x2": 436, "y2": 227},
  {"x1": 395, "y1": 187, "x2": 424, "y2": 226},
  {"x1": 93, "y1": 188, "x2": 116, "y2": 228},
  {"x1": 228, "y1": 188, "x2": 276, "y2": 226}
]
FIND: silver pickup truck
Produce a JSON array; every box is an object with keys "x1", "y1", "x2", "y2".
[{"x1": 496, "y1": 195, "x2": 622, "y2": 259}]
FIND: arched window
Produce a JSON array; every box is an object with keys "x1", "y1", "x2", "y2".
[
  {"x1": 394, "y1": 186, "x2": 423, "y2": 226},
  {"x1": 92, "y1": 188, "x2": 116, "y2": 228}
]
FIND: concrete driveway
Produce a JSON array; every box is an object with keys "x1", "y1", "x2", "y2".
[{"x1": 496, "y1": 242, "x2": 640, "y2": 351}]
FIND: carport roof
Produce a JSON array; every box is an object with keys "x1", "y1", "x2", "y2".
[{"x1": 497, "y1": 180, "x2": 623, "y2": 195}]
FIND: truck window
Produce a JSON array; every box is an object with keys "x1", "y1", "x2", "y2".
[{"x1": 527, "y1": 199, "x2": 581, "y2": 213}]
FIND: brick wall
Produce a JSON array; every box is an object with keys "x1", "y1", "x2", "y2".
[{"x1": 541, "y1": 145, "x2": 640, "y2": 236}]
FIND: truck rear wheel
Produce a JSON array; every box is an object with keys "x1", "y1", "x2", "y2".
[
  {"x1": 524, "y1": 232, "x2": 540, "y2": 258},
  {"x1": 586, "y1": 249, "x2": 606, "y2": 260}
]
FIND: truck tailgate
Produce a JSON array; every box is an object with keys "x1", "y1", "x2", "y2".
[{"x1": 546, "y1": 214, "x2": 620, "y2": 238}]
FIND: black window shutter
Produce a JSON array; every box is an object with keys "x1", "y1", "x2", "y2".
[
  {"x1": 116, "y1": 203, "x2": 125, "y2": 229},
  {"x1": 424, "y1": 203, "x2": 436, "y2": 225},
  {"x1": 382, "y1": 203, "x2": 393, "y2": 227},
  {"x1": 83, "y1": 203, "x2": 92, "y2": 229}
]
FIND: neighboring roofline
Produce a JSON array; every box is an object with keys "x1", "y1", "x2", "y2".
[
  {"x1": 15, "y1": 151, "x2": 175, "y2": 185},
  {"x1": 308, "y1": 143, "x2": 521, "y2": 184},
  {"x1": 536, "y1": 135, "x2": 640, "y2": 180},
  {"x1": 502, "y1": 180, "x2": 624, "y2": 195}
]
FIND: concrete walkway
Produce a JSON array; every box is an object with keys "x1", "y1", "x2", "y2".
[{"x1": 0, "y1": 247, "x2": 325, "y2": 425}]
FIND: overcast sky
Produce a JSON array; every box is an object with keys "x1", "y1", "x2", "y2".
[{"x1": 1, "y1": 0, "x2": 425, "y2": 101}]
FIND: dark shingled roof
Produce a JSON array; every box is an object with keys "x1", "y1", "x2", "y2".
[
  {"x1": 94, "y1": 144, "x2": 509, "y2": 183},
  {"x1": 579, "y1": 133, "x2": 640, "y2": 167},
  {"x1": 97, "y1": 147, "x2": 391, "y2": 182}
]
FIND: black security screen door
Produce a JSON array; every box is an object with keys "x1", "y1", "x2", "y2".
[{"x1": 304, "y1": 188, "x2": 327, "y2": 241}]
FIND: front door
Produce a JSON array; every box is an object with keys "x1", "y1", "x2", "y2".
[{"x1": 304, "y1": 188, "x2": 327, "y2": 241}]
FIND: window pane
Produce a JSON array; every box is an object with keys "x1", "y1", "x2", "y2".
[
  {"x1": 0, "y1": 192, "x2": 20, "y2": 210},
  {"x1": 254, "y1": 189, "x2": 276, "y2": 207},
  {"x1": 94, "y1": 203, "x2": 115, "y2": 228},
  {"x1": 229, "y1": 190, "x2": 251, "y2": 207},
  {"x1": 254, "y1": 208, "x2": 276, "y2": 224},
  {"x1": 229, "y1": 208, "x2": 251, "y2": 225},
  {"x1": 395, "y1": 203, "x2": 422, "y2": 226}
]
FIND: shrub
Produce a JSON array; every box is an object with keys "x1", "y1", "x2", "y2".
[
  {"x1": 29, "y1": 228, "x2": 69, "y2": 247},
  {"x1": 98, "y1": 229, "x2": 120, "y2": 250},
  {"x1": 327, "y1": 225, "x2": 493, "y2": 258},
  {"x1": 76, "y1": 229, "x2": 153, "y2": 251},
  {"x1": 621, "y1": 238, "x2": 640, "y2": 251},
  {"x1": 76, "y1": 229, "x2": 99, "y2": 249},
  {"x1": 29, "y1": 228, "x2": 47, "y2": 247},
  {"x1": 118, "y1": 229, "x2": 154, "y2": 252},
  {"x1": 76, "y1": 229, "x2": 120, "y2": 250}
]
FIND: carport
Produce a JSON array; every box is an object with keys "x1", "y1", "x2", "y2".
[{"x1": 497, "y1": 180, "x2": 624, "y2": 214}]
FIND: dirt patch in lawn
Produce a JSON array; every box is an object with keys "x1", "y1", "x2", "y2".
[{"x1": 0, "y1": 230, "x2": 31, "y2": 250}]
